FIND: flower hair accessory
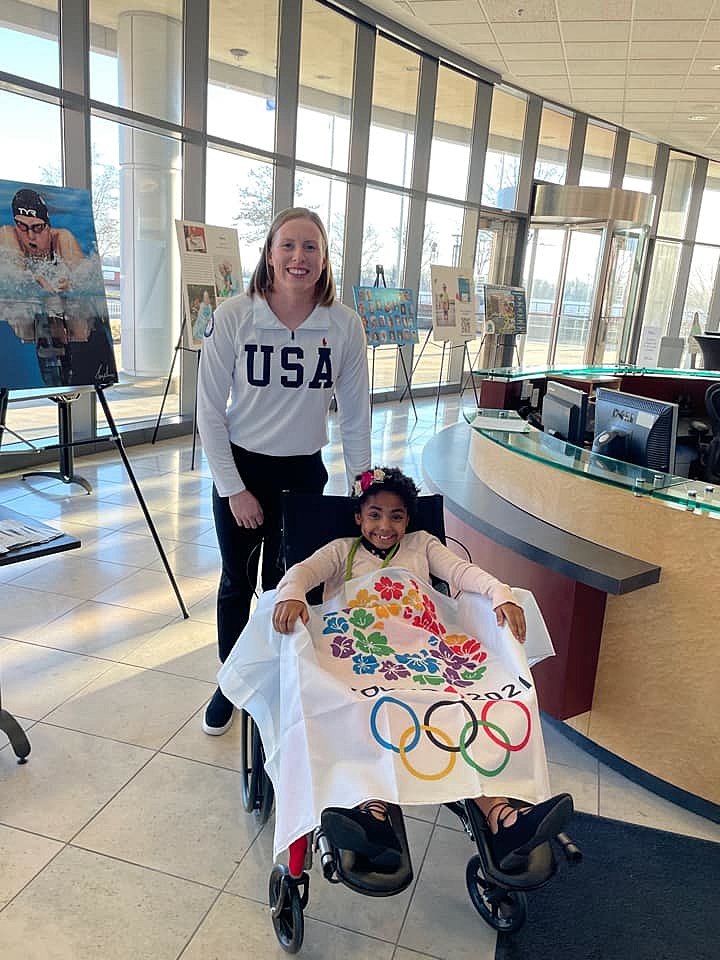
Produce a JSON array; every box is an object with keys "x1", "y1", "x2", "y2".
[{"x1": 352, "y1": 467, "x2": 386, "y2": 497}]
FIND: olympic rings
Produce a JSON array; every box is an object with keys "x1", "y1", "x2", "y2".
[
  {"x1": 398, "y1": 725, "x2": 456, "y2": 781},
  {"x1": 424, "y1": 699, "x2": 479, "y2": 753},
  {"x1": 370, "y1": 696, "x2": 421, "y2": 754},
  {"x1": 481, "y1": 699, "x2": 531, "y2": 752},
  {"x1": 459, "y1": 719, "x2": 511, "y2": 777},
  {"x1": 369, "y1": 695, "x2": 533, "y2": 781}
]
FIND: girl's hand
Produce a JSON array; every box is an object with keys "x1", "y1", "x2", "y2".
[
  {"x1": 273, "y1": 600, "x2": 309, "y2": 634},
  {"x1": 228, "y1": 490, "x2": 264, "y2": 528},
  {"x1": 496, "y1": 602, "x2": 526, "y2": 643}
]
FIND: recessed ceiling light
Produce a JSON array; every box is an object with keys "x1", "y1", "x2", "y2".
[
  {"x1": 688, "y1": 114, "x2": 708, "y2": 121},
  {"x1": 230, "y1": 47, "x2": 249, "y2": 59},
  {"x1": 712, "y1": 64, "x2": 720, "y2": 71}
]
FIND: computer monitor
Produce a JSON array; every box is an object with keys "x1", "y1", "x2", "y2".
[
  {"x1": 592, "y1": 388, "x2": 679, "y2": 473},
  {"x1": 541, "y1": 381, "x2": 588, "y2": 447}
]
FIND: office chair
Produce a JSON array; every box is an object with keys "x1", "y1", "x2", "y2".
[{"x1": 704, "y1": 382, "x2": 720, "y2": 482}]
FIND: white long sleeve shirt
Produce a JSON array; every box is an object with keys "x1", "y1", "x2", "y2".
[
  {"x1": 197, "y1": 293, "x2": 371, "y2": 497},
  {"x1": 275, "y1": 530, "x2": 518, "y2": 610}
]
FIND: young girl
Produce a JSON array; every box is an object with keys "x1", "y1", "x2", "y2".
[{"x1": 273, "y1": 467, "x2": 573, "y2": 873}]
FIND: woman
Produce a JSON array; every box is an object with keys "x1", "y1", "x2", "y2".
[{"x1": 197, "y1": 207, "x2": 371, "y2": 735}]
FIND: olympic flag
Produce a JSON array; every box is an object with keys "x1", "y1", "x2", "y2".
[{"x1": 219, "y1": 571, "x2": 555, "y2": 859}]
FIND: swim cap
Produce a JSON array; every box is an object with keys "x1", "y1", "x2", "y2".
[{"x1": 12, "y1": 188, "x2": 50, "y2": 223}]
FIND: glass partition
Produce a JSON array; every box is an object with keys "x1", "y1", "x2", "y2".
[
  {"x1": 428, "y1": 66, "x2": 476, "y2": 201},
  {"x1": 368, "y1": 36, "x2": 419, "y2": 188},
  {"x1": 0, "y1": 91, "x2": 62, "y2": 185},
  {"x1": 535, "y1": 104, "x2": 572, "y2": 184},
  {"x1": 580, "y1": 120, "x2": 615, "y2": 188},
  {"x1": 0, "y1": 2, "x2": 59, "y2": 87},
  {"x1": 207, "y1": 0, "x2": 279, "y2": 153},
  {"x1": 657, "y1": 151, "x2": 695, "y2": 238},
  {"x1": 296, "y1": 0, "x2": 354, "y2": 172},
  {"x1": 642, "y1": 240, "x2": 682, "y2": 335},
  {"x1": 623, "y1": 135, "x2": 656, "y2": 193},
  {"x1": 695, "y1": 160, "x2": 720, "y2": 245},
  {"x1": 295, "y1": 170, "x2": 347, "y2": 298},
  {"x1": 482, "y1": 87, "x2": 526, "y2": 209}
]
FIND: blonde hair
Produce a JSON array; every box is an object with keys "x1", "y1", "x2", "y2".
[{"x1": 247, "y1": 207, "x2": 336, "y2": 306}]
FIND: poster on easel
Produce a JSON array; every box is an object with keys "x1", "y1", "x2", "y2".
[
  {"x1": 352, "y1": 286, "x2": 419, "y2": 346},
  {"x1": 0, "y1": 179, "x2": 118, "y2": 390},
  {"x1": 175, "y1": 220, "x2": 243, "y2": 348},
  {"x1": 483, "y1": 284, "x2": 528, "y2": 335},
  {"x1": 430, "y1": 266, "x2": 476, "y2": 344}
]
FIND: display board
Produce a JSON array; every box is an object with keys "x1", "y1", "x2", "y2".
[
  {"x1": 430, "y1": 266, "x2": 476, "y2": 344},
  {"x1": 352, "y1": 286, "x2": 419, "y2": 345},
  {"x1": 483, "y1": 284, "x2": 528, "y2": 335},
  {"x1": 175, "y1": 220, "x2": 243, "y2": 347},
  {"x1": 0, "y1": 179, "x2": 117, "y2": 390}
]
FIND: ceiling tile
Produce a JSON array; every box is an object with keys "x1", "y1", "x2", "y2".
[
  {"x1": 630, "y1": 41, "x2": 699, "y2": 58},
  {"x1": 482, "y1": 0, "x2": 556, "y2": 21},
  {"x1": 560, "y1": 20, "x2": 630, "y2": 42},
  {"x1": 625, "y1": 75, "x2": 685, "y2": 88},
  {"x1": 621, "y1": 100, "x2": 677, "y2": 112},
  {"x1": 634, "y1": 0, "x2": 714, "y2": 18},
  {"x1": 571, "y1": 100, "x2": 626, "y2": 112},
  {"x1": 491, "y1": 21, "x2": 560, "y2": 43},
  {"x1": 697, "y1": 42, "x2": 720, "y2": 59},
  {"x1": 505, "y1": 60, "x2": 568, "y2": 76},
  {"x1": 567, "y1": 59, "x2": 627, "y2": 76},
  {"x1": 571, "y1": 75, "x2": 626, "y2": 88},
  {"x1": 572, "y1": 88, "x2": 630, "y2": 100},
  {"x1": 557, "y1": 0, "x2": 631, "y2": 19},
  {"x1": 407, "y1": 1, "x2": 487, "y2": 25},
  {"x1": 440, "y1": 23, "x2": 496, "y2": 43},
  {"x1": 624, "y1": 87, "x2": 684, "y2": 101},
  {"x1": 683, "y1": 75, "x2": 720, "y2": 87},
  {"x1": 501, "y1": 42, "x2": 564, "y2": 61},
  {"x1": 460, "y1": 42, "x2": 505, "y2": 62},
  {"x1": 703, "y1": 21, "x2": 720, "y2": 41},
  {"x1": 564, "y1": 41, "x2": 628, "y2": 59},
  {"x1": 674, "y1": 86, "x2": 720, "y2": 99},
  {"x1": 690, "y1": 59, "x2": 720, "y2": 75},
  {"x1": 628, "y1": 59, "x2": 689, "y2": 75},
  {"x1": 630, "y1": 19, "x2": 704, "y2": 41}
]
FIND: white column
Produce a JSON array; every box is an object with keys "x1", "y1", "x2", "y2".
[{"x1": 118, "y1": 11, "x2": 182, "y2": 376}]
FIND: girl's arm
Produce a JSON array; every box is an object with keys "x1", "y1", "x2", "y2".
[{"x1": 273, "y1": 540, "x2": 349, "y2": 632}]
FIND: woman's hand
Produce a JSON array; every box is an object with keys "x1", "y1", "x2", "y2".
[
  {"x1": 495, "y1": 602, "x2": 526, "y2": 643},
  {"x1": 273, "y1": 600, "x2": 309, "y2": 634},
  {"x1": 228, "y1": 490, "x2": 264, "y2": 528}
]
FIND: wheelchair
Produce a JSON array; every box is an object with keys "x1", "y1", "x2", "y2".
[{"x1": 238, "y1": 491, "x2": 582, "y2": 953}]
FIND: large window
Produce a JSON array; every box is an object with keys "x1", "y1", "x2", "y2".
[
  {"x1": 535, "y1": 105, "x2": 572, "y2": 184},
  {"x1": 296, "y1": 0, "x2": 354, "y2": 171},
  {"x1": 0, "y1": 91, "x2": 62, "y2": 184},
  {"x1": 428, "y1": 66, "x2": 476, "y2": 201},
  {"x1": 295, "y1": 171, "x2": 347, "y2": 298},
  {"x1": 0, "y1": 4, "x2": 59, "y2": 87},
  {"x1": 482, "y1": 87, "x2": 526, "y2": 209},
  {"x1": 580, "y1": 120, "x2": 615, "y2": 187},
  {"x1": 695, "y1": 160, "x2": 720, "y2": 245},
  {"x1": 643, "y1": 241, "x2": 682, "y2": 336},
  {"x1": 367, "y1": 36, "x2": 419, "y2": 188},
  {"x1": 681, "y1": 245, "x2": 720, "y2": 339},
  {"x1": 623, "y1": 135, "x2": 656, "y2": 193},
  {"x1": 207, "y1": 0, "x2": 279, "y2": 153},
  {"x1": 657, "y1": 151, "x2": 695, "y2": 239},
  {"x1": 206, "y1": 148, "x2": 274, "y2": 288}
]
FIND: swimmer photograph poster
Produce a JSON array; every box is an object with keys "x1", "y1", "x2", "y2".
[{"x1": 0, "y1": 179, "x2": 117, "y2": 391}]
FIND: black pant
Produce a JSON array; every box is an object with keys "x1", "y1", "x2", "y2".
[{"x1": 212, "y1": 446, "x2": 328, "y2": 663}]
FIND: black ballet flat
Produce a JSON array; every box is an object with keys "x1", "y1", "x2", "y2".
[
  {"x1": 322, "y1": 801, "x2": 402, "y2": 871},
  {"x1": 484, "y1": 793, "x2": 574, "y2": 871}
]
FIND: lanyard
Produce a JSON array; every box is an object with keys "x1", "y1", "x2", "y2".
[{"x1": 345, "y1": 537, "x2": 400, "y2": 582}]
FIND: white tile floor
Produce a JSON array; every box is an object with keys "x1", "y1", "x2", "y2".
[{"x1": 1, "y1": 395, "x2": 718, "y2": 959}]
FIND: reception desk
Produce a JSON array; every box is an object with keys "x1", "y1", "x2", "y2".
[{"x1": 423, "y1": 415, "x2": 720, "y2": 811}]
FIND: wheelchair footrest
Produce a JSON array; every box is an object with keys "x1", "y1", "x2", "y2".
[{"x1": 326, "y1": 804, "x2": 414, "y2": 897}]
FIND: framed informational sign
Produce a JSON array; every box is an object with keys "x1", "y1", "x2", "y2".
[
  {"x1": 352, "y1": 286, "x2": 419, "y2": 346},
  {"x1": 430, "y1": 266, "x2": 476, "y2": 344},
  {"x1": 483, "y1": 285, "x2": 528, "y2": 335},
  {"x1": 175, "y1": 220, "x2": 243, "y2": 348},
  {"x1": 0, "y1": 179, "x2": 117, "y2": 390}
]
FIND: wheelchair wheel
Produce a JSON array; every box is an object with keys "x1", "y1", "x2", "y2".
[
  {"x1": 466, "y1": 855, "x2": 527, "y2": 933},
  {"x1": 240, "y1": 711, "x2": 261, "y2": 813},
  {"x1": 269, "y1": 864, "x2": 304, "y2": 953}
]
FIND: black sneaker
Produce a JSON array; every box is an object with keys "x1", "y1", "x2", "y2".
[{"x1": 202, "y1": 687, "x2": 234, "y2": 736}]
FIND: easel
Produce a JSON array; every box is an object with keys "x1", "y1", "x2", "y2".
[
  {"x1": 21, "y1": 392, "x2": 94, "y2": 493},
  {"x1": 152, "y1": 314, "x2": 201, "y2": 470},
  {"x1": 399, "y1": 328, "x2": 479, "y2": 414},
  {"x1": 0, "y1": 388, "x2": 41, "y2": 455},
  {"x1": 368, "y1": 265, "x2": 417, "y2": 420}
]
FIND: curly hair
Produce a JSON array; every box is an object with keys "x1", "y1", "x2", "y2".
[{"x1": 353, "y1": 466, "x2": 420, "y2": 519}]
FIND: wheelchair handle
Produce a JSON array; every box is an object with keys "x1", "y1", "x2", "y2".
[{"x1": 555, "y1": 831, "x2": 583, "y2": 864}]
